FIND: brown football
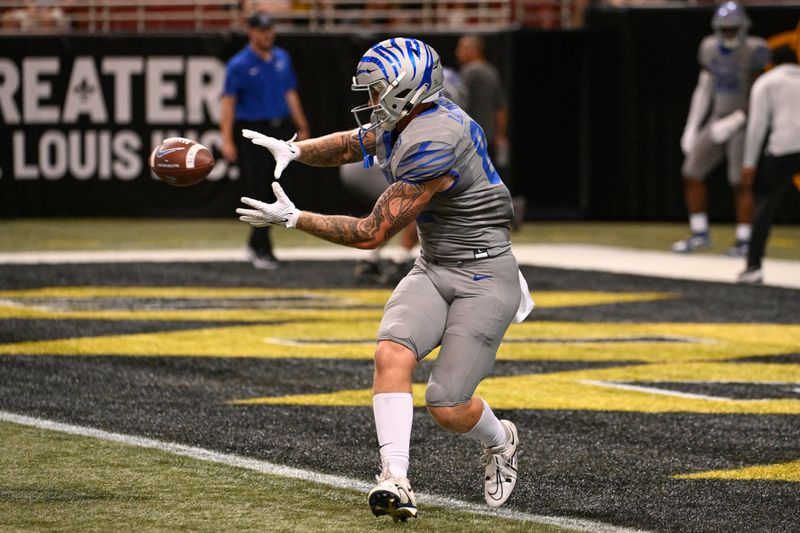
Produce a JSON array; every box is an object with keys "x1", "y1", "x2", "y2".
[{"x1": 149, "y1": 137, "x2": 215, "y2": 187}]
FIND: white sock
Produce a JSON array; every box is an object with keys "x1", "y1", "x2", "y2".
[
  {"x1": 398, "y1": 248, "x2": 414, "y2": 263},
  {"x1": 736, "y1": 224, "x2": 751, "y2": 242},
  {"x1": 373, "y1": 392, "x2": 413, "y2": 479},
  {"x1": 462, "y1": 399, "x2": 508, "y2": 448},
  {"x1": 366, "y1": 247, "x2": 381, "y2": 263},
  {"x1": 689, "y1": 212, "x2": 709, "y2": 234}
]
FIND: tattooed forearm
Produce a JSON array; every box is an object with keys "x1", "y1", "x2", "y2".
[
  {"x1": 296, "y1": 213, "x2": 374, "y2": 246},
  {"x1": 372, "y1": 182, "x2": 426, "y2": 240},
  {"x1": 295, "y1": 129, "x2": 375, "y2": 167},
  {"x1": 296, "y1": 181, "x2": 426, "y2": 248}
]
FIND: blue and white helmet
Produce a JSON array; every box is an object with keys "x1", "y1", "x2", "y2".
[
  {"x1": 351, "y1": 37, "x2": 444, "y2": 132},
  {"x1": 712, "y1": 1, "x2": 750, "y2": 50}
]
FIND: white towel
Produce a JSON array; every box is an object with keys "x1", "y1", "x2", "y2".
[{"x1": 513, "y1": 269, "x2": 535, "y2": 323}]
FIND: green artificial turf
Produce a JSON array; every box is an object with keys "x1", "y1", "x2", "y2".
[
  {"x1": 0, "y1": 421, "x2": 567, "y2": 533},
  {"x1": 1, "y1": 219, "x2": 798, "y2": 260}
]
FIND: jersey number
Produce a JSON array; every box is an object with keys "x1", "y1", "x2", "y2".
[{"x1": 469, "y1": 120, "x2": 501, "y2": 184}]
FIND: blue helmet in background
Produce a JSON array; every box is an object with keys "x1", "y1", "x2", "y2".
[{"x1": 712, "y1": 1, "x2": 751, "y2": 49}]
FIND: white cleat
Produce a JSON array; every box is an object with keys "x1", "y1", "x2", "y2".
[
  {"x1": 671, "y1": 232, "x2": 712, "y2": 254},
  {"x1": 482, "y1": 419, "x2": 519, "y2": 508},
  {"x1": 737, "y1": 266, "x2": 763, "y2": 284},
  {"x1": 368, "y1": 465, "x2": 418, "y2": 522}
]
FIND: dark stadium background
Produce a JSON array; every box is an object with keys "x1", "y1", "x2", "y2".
[{"x1": 2, "y1": 6, "x2": 799, "y2": 223}]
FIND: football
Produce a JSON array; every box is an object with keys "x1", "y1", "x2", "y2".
[{"x1": 149, "y1": 137, "x2": 215, "y2": 187}]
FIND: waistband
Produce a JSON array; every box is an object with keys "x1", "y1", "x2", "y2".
[{"x1": 421, "y1": 246, "x2": 510, "y2": 267}]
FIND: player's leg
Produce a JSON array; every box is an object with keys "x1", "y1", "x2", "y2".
[
  {"x1": 237, "y1": 121, "x2": 279, "y2": 269},
  {"x1": 739, "y1": 154, "x2": 800, "y2": 283},
  {"x1": 674, "y1": 129, "x2": 724, "y2": 253},
  {"x1": 369, "y1": 265, "x2": 448, "y2": 520},
  {"x1": 379, "y1": 222, "x2": 419, "y2": 285},
  {"x1": 424, "y1": 253, "x2": 520, "y2": 507},
  {"x1": 339, "y1": 162, "x2": 391, "y2": 282},
  {"x1": 726, "y1": 130, "x2": 752, "y2": 257}
]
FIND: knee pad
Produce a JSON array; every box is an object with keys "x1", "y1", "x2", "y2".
[
  {"x1": 377, "y1": 320, "x2": 421, "y2": 359},
  {"x1": 425, "y1": 369, "x2": 463, "y2": 407}
]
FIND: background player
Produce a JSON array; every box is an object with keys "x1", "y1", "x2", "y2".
[
  {"x1": 674, "y1": 1, "x2": 770, "y2": 257},
  {"x1": 235, "y1": 37, "x2": 533, "y2": 520},
  {"x1": 220, "y1": 11, "x2": 310, "y2": 269}
]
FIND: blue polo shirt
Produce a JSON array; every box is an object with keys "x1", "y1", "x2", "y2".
[{"x1": 223, "y1": 45, "x2": 297, "y2": 121}]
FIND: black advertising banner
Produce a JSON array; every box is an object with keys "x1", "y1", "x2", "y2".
[{"x1": 0, "y1": 35, "x2": 254, "y2": 216}]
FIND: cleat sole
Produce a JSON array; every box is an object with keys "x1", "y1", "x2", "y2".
[{"x1": 369, "y1": 490, "x2": 417, "y2": 521}]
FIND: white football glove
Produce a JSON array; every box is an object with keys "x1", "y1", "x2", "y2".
[
  {"x1": 709, "y1": 110, "x2": 746, "y2": 144},
  {"x1": 680, "y1": 127, "x2": 697, "y2": 156},
  {"x1": 242, "y1": 129, "x2": 300, "y2": 179},
  {"x1": 236, "y1": 182, "x2": 301, "y2": 228}
]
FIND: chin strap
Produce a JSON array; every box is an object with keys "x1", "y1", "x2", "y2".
[{"x1": 358, "y1": 127, "x2": 374, "y2": 168}]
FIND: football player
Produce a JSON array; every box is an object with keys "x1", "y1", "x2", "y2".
[
  {"x1": 235, "y1": 37, "x2": 533, "y2": 521},
  {"x1": 674, "y1": 1, "x2": 771, "y2": 257}
]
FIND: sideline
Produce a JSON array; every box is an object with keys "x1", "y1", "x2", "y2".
[
  {"x1": 0, "y1": 411, "x2": 642, "y2": 533},
  {"x1": 0, "y1": 244, "x2": 798, "y2": 289}
]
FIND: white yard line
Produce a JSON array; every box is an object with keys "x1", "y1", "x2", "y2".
[
  {"x1": 579, "y1": 380, "x2": 737, "y2": 402},
  {"x1": 0, "y1": 410, "x2": 643, "y2": 533},
  {"x1": 0, "y1": 244, "x2": 798, "y2": 289}
]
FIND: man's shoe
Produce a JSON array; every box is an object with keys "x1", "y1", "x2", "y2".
[
  {"x1": 511, "y1": 196, "x2": 527, "y2": 231},
  {"x1": 378, "y1": 259, "x2": 414, "y2": 286},
  {"x1": 671, "y1": 232, "x2": 712, "y2": 253},
  {"x1": 726, "y1": 240, "x2": 749, "y2": 257},
  {"x1": 354, "y1": 260, "x2": 382, "y2": 282},
  {"x1": 482, "y1": 419, "x2": 519, "y2": 508},
  {"x1": 247, "y1": 248, "x2": 279, "y2": 270},
  {"x1": 368, "y1": 466, "x2": 417, "y2": 522},
  {"x1": 737, "y1": 266, "x2": 763, "y2": 284}
]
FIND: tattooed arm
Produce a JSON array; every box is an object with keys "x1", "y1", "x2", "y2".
[
  {"x1": 293, "y1": 128, "x2": 375, "y2": 167},
  {"x1": 295, "y1": 175, "x2": 454, "y2": 249}
]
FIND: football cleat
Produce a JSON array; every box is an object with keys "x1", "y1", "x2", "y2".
[
  {"x1": 737, "y1": 266, "x2": 763, "y2": 284},
  {"x1": 726, "y1": 240, "x2": 749, "y2": 257},
  {"x1": 247, "y1": 248, "x2": 279, "y2": 270},
  {"x1": 354, "y1": 260, "x2": 383, "y2": 283},
  {"x1": 482, "y1": 419, "x2": 519, "y2": 508},
  {"x1": 671, "y1": 232, "x2": 712, "y2": 253},
  {"x1": 368, "y1": 465, "x2": 418, "y2": 522}
]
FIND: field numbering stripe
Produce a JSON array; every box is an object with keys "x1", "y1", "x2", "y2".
[{"x1": 0, "y1": 410, "x2": 643, "y2": 533}]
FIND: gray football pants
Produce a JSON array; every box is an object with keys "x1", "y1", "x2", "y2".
[
  {"x1": 682, "y1": 125, "x2": 745, "y2": 185},
  {"x1": 376, "y1": 252, "x2": 520, "y2": 407}
]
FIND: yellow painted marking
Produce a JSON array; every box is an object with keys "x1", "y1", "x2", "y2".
[
  {"x1": 1, "y1": 322, "x2": 798, "y2": 364},
  {"x1": 1, "y1": 286, "x2": 798, "y2": 415},
  {"x1": 232, "y1": 362, "x2": 800, "y2": 414},
  {"x1": 0, "y1": 287, "x2": 675, "y2": 322},
  {"x1": 674, "y1": 459, "x2": 800, "y2": 482},
  {"x1": 0, "y1": 306, "x2": 385, "y2": 324}
]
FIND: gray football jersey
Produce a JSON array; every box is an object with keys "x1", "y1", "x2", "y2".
[
  {"x1": 375, "y1": 97, "x2": 512, "y2": 261},
  {"x1": 699, "y1": 35, "x2": 770, "y2": 118}
]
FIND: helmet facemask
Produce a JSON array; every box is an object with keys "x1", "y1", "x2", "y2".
[{"x1": 351, "y1": 75, "x2": 403, "y2": 133}]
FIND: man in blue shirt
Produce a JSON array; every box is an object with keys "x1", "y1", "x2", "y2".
[{"x1": 220, "y1": 11, "x2": 310, "y2": 269}]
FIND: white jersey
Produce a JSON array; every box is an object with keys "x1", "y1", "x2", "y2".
[
  {"x1": 744, "y1": 63, "x2": 800, "y2": 166},
  {"x1": 374, "y1": 97, "x2": 513, "y2": 261}
]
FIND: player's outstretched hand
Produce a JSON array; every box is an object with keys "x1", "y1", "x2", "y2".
[
  {"x1": 242, "y1": 129, "x2": 300, "y2": 179},
  {"x1": 237, "y1": 182, "x2": 300, "y2": 228}
]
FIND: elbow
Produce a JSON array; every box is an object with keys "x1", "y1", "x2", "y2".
[{"x1": 354, "y1": 238, "x2": 384, "y2": 250}]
